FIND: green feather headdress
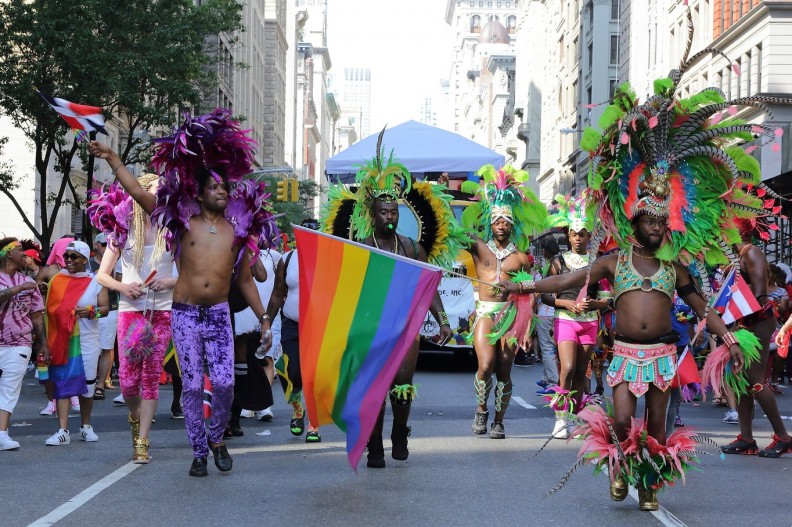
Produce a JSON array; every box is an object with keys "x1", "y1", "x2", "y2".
[
  {"x1": 460, "y1": 164, "x2": 547, "y2": 252},
  {"x1": 546, "y1": 194, "x2": 594, "y2": 233}
]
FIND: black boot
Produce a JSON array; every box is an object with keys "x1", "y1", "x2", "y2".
[
  {"x1": 391, "y1": 424, "x2": 411, "y2": 461},
  {"x1": 366, "y1": 434, "x2": 385, "y2": 468}
]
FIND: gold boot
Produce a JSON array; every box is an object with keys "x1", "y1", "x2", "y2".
[
  {"x1": 128, "y1": 413, "x2": 140, "y2": 445},
  {"x1": 637, "y1": 486, "x2": 659, "y2": 511},
  {"x1": 609, "y1": 475, "x2": 628, "y2": 502},
  {"x1": 133, "y1": 436, "x2": 150, "y2": 464}
]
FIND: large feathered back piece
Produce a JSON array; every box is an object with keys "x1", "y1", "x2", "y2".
[{"x1": 581, "y1": 5, "x2": 789, "y2": 267}]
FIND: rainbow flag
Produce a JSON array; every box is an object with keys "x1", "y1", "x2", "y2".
[
  {"x1": 294, "y1": 226, "x2": 443, "y2": 469},
  {"x1": 47, "y1": 324, "x2": 88, "y2": 399}
]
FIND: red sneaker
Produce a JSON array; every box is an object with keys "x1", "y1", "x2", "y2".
[
  {"x1": 758, "y1": 434, "x2": 792, "y2": 458},
  {"x1": 721, "y1": 434, "x2": 758, "y2": 455}
]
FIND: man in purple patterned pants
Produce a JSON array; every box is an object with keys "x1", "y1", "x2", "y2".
[{"x1": 89, "y1": 142, "x2": 268, "y2": 477}]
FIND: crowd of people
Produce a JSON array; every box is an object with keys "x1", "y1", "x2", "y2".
[{"x1": 1, "y1": 12, "x2": 792, "y2": 512}]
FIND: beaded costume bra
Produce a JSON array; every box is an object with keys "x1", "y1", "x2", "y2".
[{"x1": 613, "y1": 246, "x2": 675, "y2": 302}]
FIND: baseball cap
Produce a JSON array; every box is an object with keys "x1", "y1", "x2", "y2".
[
  {"x1": 65, "y1": 240, "x2": 91, "y2": 260},
  {"x1": 94, "y1": 232, "x2": 107, "y2": 244},
  {"x1": 23, "y1": 249, "x2": 43, "y2": 263}
]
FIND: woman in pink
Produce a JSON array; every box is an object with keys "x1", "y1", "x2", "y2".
[{"x1": 96, "y1": 173, "x2": 176, "y2": 464}]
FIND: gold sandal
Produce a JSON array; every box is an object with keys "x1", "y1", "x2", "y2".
[
  {"x1": 637, "y1": 486, "x2": 659, "y2": 511},
  {"x1": 133, "y1": 437, "x2": 150, "y2": 464},
  {"x1": 609, "y1": 475, "x2": 628, "y2": 502}
]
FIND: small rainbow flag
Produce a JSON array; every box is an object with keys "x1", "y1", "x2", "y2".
[{"x1": 294, "y1": 226, "x2": 443, "y2": 469}]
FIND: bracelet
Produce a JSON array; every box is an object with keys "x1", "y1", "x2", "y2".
[
  {"x1": 110, "y1": 163, "x2": 122, "y2": 176},
  {"x1": 438, "y1": 311, "x2": 450, "y2": 326},
  {"x1": 519, "y1": 282, "x2": 525, "y2": 294},
  {"x1": 260, "y1": 313, "x2": 270, "y2": 322},
  {"x1": 722, "y1": 331, "x2": 738, "y2": 348}
]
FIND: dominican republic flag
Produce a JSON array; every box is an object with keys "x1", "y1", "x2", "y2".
[
  {"x1": 711, "y1": 268, "x2": 761, "y2": 325},
  {"x1": 670, "y1": 346, "x2": 701, "y2": 388},
  {"x1": 37, "y1": 92, "x2": 107, "y2": 135}
]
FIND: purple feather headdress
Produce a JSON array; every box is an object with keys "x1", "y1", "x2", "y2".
[
  {"x1": 150, "y1": 108, "x2": 279, "y2": 263},
  {"x1": 86, "y1": 182, "x2": 133, "y2": 249}
]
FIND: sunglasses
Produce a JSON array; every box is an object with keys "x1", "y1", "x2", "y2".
[{"x1": 64, "y1": 252, "x2": 85, "y2": 261}]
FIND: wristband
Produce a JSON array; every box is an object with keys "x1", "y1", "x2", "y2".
[
  {"x1": 722, "y1": 331, "x2": 738, "y2": 348},
  {"x1": 260, "y1": 313, "x2": 270, "y2": 322},
  {"x1": 111, "y1": 162, "x2": 123, "y2": 176},
  {"x1": 438, "y1": 311, "x2": 450, "y2": 326}
]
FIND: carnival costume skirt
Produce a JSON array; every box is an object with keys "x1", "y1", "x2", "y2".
[{"x1": 607, "y1": 340, "x2": 677, "y2": 397}]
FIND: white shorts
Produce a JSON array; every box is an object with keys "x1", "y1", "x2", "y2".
[
  {"x1": 99, "y1": 309, "x2": 118, "y2": 350},
  {"x1": 0, "y1": 346, "x2": 32, "y2": 413},
  {"x1": 80, "y1": 342, "x2": 101, "y2": 398}
]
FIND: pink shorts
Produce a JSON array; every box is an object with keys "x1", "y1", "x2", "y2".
[{"x1": 554, "y1": 318, "x2": 598, "y2": 346}]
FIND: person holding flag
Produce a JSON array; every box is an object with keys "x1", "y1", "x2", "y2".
[
  {"x1": 85, "y1": 172, "x2": 176, "y2": 464},
  {"x1": 719, "y1": 219, "x2": 792, "y2": 458},
  {"x1": 496, "y1": 12, "x2": 790, "y2": 507},
  {"x1": 317, "y1": 128, "x2": 466, "y2": 467},
  {"x1": 89, "y1": 109, "x2": 279, "y2": 477}
]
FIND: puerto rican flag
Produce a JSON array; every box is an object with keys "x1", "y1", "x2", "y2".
[
  {"x1": 711, "y1": 268, "x2": 762, "y2": 325},
  {"x1": 37, "y1": 92, "x2": 107, "y2": 135}
]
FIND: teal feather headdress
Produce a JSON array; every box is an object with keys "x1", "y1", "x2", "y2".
[{"x1": 546, "y1": 194, "x2": 594, "y2": 233}]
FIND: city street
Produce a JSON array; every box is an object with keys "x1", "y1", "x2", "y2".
[{"x1": 4, "y1": 353, "x2": 792, "y2": 527}]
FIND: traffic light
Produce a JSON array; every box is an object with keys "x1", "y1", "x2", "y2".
[
  {"x1": 276, "y1": 179, "x2": 288, "y2": 201},
  {"x1": 289, "y1": 179, "x2": 299, "y2": 202}
]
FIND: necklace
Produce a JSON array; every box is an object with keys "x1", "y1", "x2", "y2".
[
  {"x1": 632, "y1": 249, "x2": 657, "y2": 260},
  {"x1": 562, "y1": 251, "x2": 589, "y2": 270},
  {"x1": 486, "y1": 240, "x2": 517, "y2": 280},
  {"x1": 373, "y1": 235, "x2": 398, "y2": 254},
  {"x1": 202, "y1": 215, "x2": 219, "y2": 234}
]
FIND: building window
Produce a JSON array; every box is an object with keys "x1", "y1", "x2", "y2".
[
  {"x1": 507, "y1": 15, "x2": 516, "y2": 33},
  {"x1": 610, "y1": 79, "x2": 617, "y2": 98},
  {"x1": 611, "y1": 0, "x2": 619, "y2": 20},
  {"x1": 587, "y1": 43, "x2": 593, "y2": 69},
  {"x1": 559, "y1": 35, "x2": 565, "y2": 64},
  {"x1": 471, "y1": 15, "x2": 481, "y2": 33},
  {"x1": 470, "y1": 1, "x2": 474, "y2": 6},
  {"x1": 610, "y1": 35, "x2": 617, "y2": 64}
]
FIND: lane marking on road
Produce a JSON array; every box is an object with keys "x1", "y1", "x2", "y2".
[
  {"x1": 512, "y1": 396, "x2": 537, "y2": 410},
  {"x1": 26, "y1": 462, "x2": 139, "y2": 527},
  {"x1": 627, "y1": 487, "x2": 689, "y2": 527}
]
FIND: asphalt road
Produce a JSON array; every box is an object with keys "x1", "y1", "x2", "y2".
[{"x1": 3, "y1": 352, "x2": 791, "y2": 527}]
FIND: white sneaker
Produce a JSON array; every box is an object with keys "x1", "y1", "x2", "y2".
[
  {"x1": 239, "y1": 409, "x2": 255, "y2": 419},
  {"x1": 40, "y1": 399, "x2": 56, "y2": 416},
  {"x1": 723, "y1": 410, "x2": 739, "y2": 424},
  {"x1": 113, "y1": 394, "x2": 126, "y2": 405},
  {"x1": 552, "y1": 418, "x2": 569, "y2": 439},
  {"x1": 0, "y1": 431, "x2": 20, "y2": 450},
  {"x1": 257, "y1": 406, "x2": 274, "y2": 422},
  {"x1": 45, "y1": 429, "x2": 70, "y2": 446},
  {"x1": 70, "y1": 396, "x2": 81, "y2": 412},
  {"x1": 80, "y1": 425, "x2": 99, "y2": 442}
]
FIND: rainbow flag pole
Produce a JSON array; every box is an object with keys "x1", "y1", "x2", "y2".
[{"x1": 293, "y1": 226, "x2": 443, "y2": 469}]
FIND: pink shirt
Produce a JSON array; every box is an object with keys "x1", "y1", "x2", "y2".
[{"x1": 0, "y1": 272, "x2": 45, "y2": 347}]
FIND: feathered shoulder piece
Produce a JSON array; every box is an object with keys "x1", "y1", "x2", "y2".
[
  {"x1": 460, "y1": 164, "x2": 547, "y2": 252},
  {"x1": 86, "y1": 182, "x2": 133, "y2": 250},
  {"x1": 581, "y1": 5, "x2": 790, "y2": 269},
  {"x1": 149, "y1": 109, "x2": 278, "y2": 263},
  {"x1": 546, "y1": 193, "x2": 594, "y2": 232}
]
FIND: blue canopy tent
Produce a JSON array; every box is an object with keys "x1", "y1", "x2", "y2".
[{"x1": 325, "y1": 120, "x2": 505, "y2": 184}]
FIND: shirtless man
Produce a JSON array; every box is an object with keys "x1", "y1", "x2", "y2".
[
  {"x1": 721, "y1": 221, "x2": 792, "y2": 457},
  {"x1": 88, "y1": 140, "x2": 267, "y2": 477},
  {"x1": 499, "y1": 212, "x2": 744, "y2": 508},
  {"x1": 468, "y1": 216, "x2": 532, "y2": 439}
]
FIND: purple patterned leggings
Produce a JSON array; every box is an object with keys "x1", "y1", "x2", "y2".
[
  {"x1": 117, "y1": 311, "x2": 172, "y2": 400},
  {"x1": 172, "y1": 302, "x2": 234, "y2": 458}
]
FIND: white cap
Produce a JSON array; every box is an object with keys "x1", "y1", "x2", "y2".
[
  {"x1": 66, "y1": 240, "x2": 91, "y2": 260},
  {"x1": 94, "y1": 232, "x2": 107, "y2": 244}
]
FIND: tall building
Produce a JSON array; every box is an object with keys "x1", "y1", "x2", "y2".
[
  {"x1": 261, "y1": 0, "x2": 289, "y2": 168},
  {"x1": 341, "y1": 67, "x2": 372, "y2": 139}
]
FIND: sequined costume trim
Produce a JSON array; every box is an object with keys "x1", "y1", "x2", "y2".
[{"x1": 613, "y1": 247, "x2": 675, "y2": 303}]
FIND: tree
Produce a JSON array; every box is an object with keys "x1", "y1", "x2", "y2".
[
  {"x1": 258, "y1": 176, "x2": 322, "y2": 236},
  {"x1": 0, "y1": 0, "x2": 243, "y2": 252}
]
